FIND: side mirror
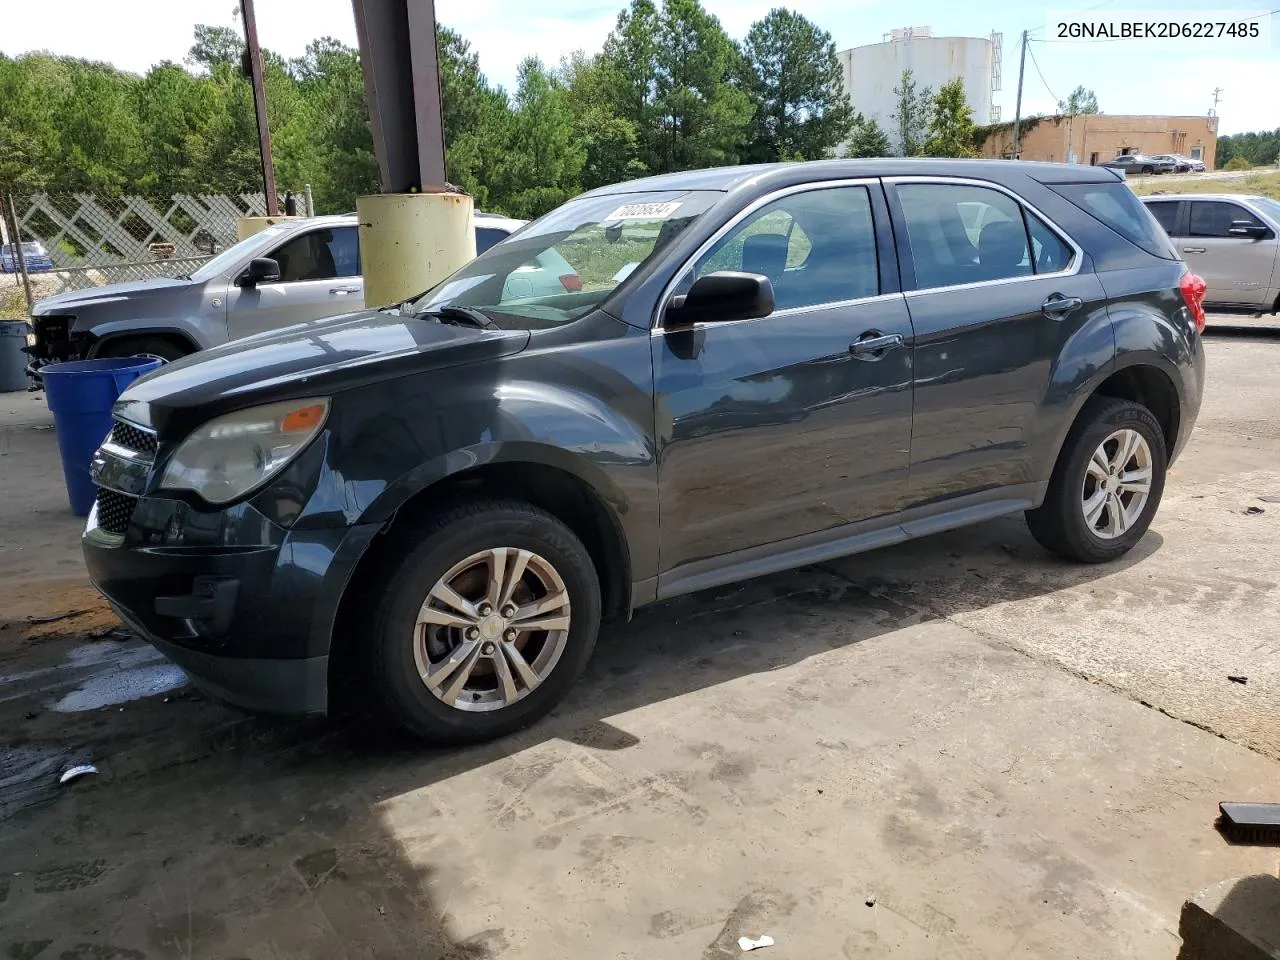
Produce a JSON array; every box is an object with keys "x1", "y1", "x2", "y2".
[
  {"x1": 1228, "y1": 221, "x2": 1270, "y2": 239},
  {"x1": 237, "y1": 257, "x2": 281, "y2": 287},
  {"x1": 665, "y1": 271, "x2": 775, "y2": 328}
]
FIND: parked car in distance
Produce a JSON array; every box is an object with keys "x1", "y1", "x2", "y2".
[
  {"x1": 24, "y1": 212, "x2": 575, "y2": 382},
  {"x1": 1, "y1": 240, "x2": 55, "y2": 273},
  {"x1": 1142, "y1": 193, "x2": 1280, "y2": 315},
  {"x1": 1148, "y1": 154, "x2": 1205, "y2": 174},
  {"x1": 85, "y1": 159, "x2": 1207, "y2": 743},
  {"x1": 1099, "y1": 154, "x2": 1175, "y2": 176}
]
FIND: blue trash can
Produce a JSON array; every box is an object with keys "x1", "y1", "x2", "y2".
[{"x1": 42, "y1": 357, "x2": 164, "y2": 516}]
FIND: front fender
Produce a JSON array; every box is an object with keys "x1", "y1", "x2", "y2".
[
  {"x1": 87, "y1": 322, "x2": 204, "y2": 354},
  {"x1": 302, "y1": 351, "x2": 660, "y2": 582}
]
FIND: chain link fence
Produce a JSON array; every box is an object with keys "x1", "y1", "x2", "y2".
[{"x1": 4, "y1": 192, "x2": 285, "y2": 300}]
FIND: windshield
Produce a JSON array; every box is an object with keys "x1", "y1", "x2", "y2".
[
  {"x1": 1254, "y1": 198, "x2": 1280, "y2": 224},
  {"x1": 3, "y1": 242, "x2": 45, "y2": 255},
  {"x1": 188, "y1": 223, "x2": 296, "y2": 282},
  {"x1": 412, "y1": 189, "x2": 723, "y2": 329}
]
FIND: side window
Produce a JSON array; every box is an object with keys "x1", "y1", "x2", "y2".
[
  {"x1": 897, "y1": 183, "x2": 1030, "y2": 289},
  {"x1": 327, "y1": 226, "x2": 360, "y2": 278},
  {"x1": 691, "y1": 186, "x2": 878, "y2": 310},
  {"x1": 476, "y1": 227, "x2": 508, "y2": 254},
  {"x1": 1146, "y1": 201, "x2": 1180, "y2": 235},
  {"x1": 269, "y1": 230, "x2": 342, "y2": 283},
  {"x1": 1189, "y1": 201, "x2": 1263, "y2": 239},
  {"x1": 1025, "y1": 211, "x2": 1075, "y2": 274}
]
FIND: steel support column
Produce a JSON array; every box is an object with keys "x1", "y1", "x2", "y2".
[{"x1": 350, "y1": 0, "x2": 448, "y2": 194}]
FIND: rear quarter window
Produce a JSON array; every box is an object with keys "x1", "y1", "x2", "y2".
[{"x1": 1048, "y1": 181, "x2": 1180, "y2": 259}]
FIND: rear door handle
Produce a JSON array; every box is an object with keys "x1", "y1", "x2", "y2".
[
  {"x1": 1041, "y1": 294, "x2": 1083, "y2": 320},
  {"x1": 1181, "y1": 247, "x2": 1207, "y2": 254},
  {"x1": 330, "y1": 285, "x2": 360, "y2": 295},
  {"x1": 849, "y1": 332, "x2": 904, "y2": 359}
]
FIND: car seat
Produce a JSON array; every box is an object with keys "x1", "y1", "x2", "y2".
[{"x1": 977, "y1": 221, "x2": 1031, "y2": 281}]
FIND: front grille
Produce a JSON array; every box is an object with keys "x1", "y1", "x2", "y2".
[
  {"x1": 109, "y1": 421, "x2": 158, "y2": 458},
  {"x1": 96, "y1": 488, "x2": 138, "y2": 535}
]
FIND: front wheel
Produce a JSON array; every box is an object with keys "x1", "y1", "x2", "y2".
[
  {"x1": 1026, "y1": 397, "x2": 1168, "y2": 563},
  {"x1": 369, "y1": 500, "x2": 601, "y2": 743},
  {"x1": 96, "y1": 336, "x2": 190, "y2": 362},
  {"x1": 1142, "y1": 165, "x2": 1154, "y2": 175}
]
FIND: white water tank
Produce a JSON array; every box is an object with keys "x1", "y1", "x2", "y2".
[{"x1": 838, "y1": 29, "x2": 999, "y2": 154}]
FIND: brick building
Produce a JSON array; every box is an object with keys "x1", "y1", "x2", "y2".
[{"x1": 978, "y1": 114, "x2": 1219, "y2": 170}]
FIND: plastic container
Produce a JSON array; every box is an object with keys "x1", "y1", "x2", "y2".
[
  {"x1": 41, "y1": 357, "x2": 163, "y2": 515},
  {"x1": 0, "y1": 322, "x2": 32, "y2": 392}
]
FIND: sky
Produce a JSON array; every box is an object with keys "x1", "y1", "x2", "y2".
[{"x1": 3, "y1": 0, "x2": 1278, "y2": 135}]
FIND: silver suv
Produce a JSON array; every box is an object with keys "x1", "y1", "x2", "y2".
[
  {"x1": 25, "y1": 211, "x2": 583, "y2": 379},
  {"x1": 1142, "y1": 193, "x2": 1280, "y2": 316}
]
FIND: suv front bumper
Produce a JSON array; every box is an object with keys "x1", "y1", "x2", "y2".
[{"x1": 83, "y1": 494, "x2": 380, "y2": 715}]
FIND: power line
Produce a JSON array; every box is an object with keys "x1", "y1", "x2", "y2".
[
  {"x1": 1027, "y1": 0, "x2": 1117, "y2": 36},
  {"x1": 1025, "y1": 41, "x2": 1061, "y2": 105}
]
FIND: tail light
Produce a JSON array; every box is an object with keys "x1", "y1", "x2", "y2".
[
  {"x1": 1179, "y1": 271, "x2": 1207, "y2": 334},
  {"x1": 560, "y1": 273, "x2": 583, "y2": 292}
]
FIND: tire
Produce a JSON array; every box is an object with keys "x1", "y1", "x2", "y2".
[
  {"x1": 1026, "y1": 397, "x2": 1168, "y2": 563},
  {"x1": 96, "y1": 336, "x2": 191, "y2": 362},
  {"x1": 1142, "y1": 165, "x2": 1154, "y2": 175},
  {"x1": 368, "y1": 499, "x2": 601, "y2": 743}
]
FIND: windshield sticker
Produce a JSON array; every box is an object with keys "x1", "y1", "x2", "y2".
[{"x1": 603, "y1": 201, "x2": 683, "y2": 222}]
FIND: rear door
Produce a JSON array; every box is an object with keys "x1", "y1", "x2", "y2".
[
  {"x1": 226, "y1": 225, "x2": 363, "y2": 339},
  {"x1": 886, "y1": 177, "x2": 1110, "y2": 510},
  {"x1": 1177, "y1": 200, "x2": 1275, "y2": 308}
]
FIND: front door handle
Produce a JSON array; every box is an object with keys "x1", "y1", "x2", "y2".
[
  {"x1": 849, "y1": 332, "x2": 904, "y2": 359},
  {"x1": 1041, "y1": 294, "x2": 1083, "y2": 320},
  {"x1": 330, "y1": 285, "x2": 360, "y2": 295},
  {"x1": 1181, "y1": 246, "x2": 1207, "y2": 254}
]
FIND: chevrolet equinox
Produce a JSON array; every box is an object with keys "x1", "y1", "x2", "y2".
[{"x1": 84, "y1": 160, "x2": 1208, "y2": 742}]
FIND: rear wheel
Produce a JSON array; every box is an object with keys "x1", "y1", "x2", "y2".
[
  {"x1": 1026, "y1": 397, "x2": 1167, "y2": 563},
  {"x1": 96, "y1": 336, "x2": 190, "y2": 363},
  {"x1": 368, "y1": 500, "x2": 601, "y2": 742}
]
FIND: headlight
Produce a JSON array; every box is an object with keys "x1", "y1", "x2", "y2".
[{"x1": 159, "y1": 398, "x2": 329, "y2": 505}]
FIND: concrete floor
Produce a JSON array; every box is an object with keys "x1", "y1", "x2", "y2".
[{"x1": 1, "y1": 326, "x2": 1279, "y2": 959}]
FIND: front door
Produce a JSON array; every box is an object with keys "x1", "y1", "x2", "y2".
[
  {"x1": 1175, "y1": 200, "x2": 1276, "y2": 308},
  {"x1": 653, "y1": 181, "x2": 915, "y2": 579},
  {"x1": 887, "y1": 178, "x2": 1110, "y2": 507},
  {"x1": 226, "y1": 225, "x2": 364, "y2": 340}
]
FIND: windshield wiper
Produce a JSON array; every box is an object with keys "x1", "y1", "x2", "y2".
[{"x1": 419, "y1": 305, "x2": 496, "y2": 329}]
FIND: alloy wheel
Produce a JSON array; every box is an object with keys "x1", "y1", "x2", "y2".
[
  {"x1": 1080, "y1": 428, "x2": 1153, "y2": 540},
  {"x1": 413, "y1": 547, "x2": 571, "y2": 712}
]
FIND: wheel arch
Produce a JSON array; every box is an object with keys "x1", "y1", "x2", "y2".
[
  {"x1": 327, "y1": 449, "x2": 634, "y2": 695},
  {"x1": 88, "y1": 327, "x2": 200, "y2": 358}
]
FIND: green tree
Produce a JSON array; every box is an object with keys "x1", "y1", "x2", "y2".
[
  {"x1": 287, "y1": 38, "x2": 378, "y2": 211},
  {"x1": 187, "y1": 25, "x2": 243, "y2": 69},
  {"x1": 845, "y1": 113, "x2": 891, "y2": 157},
  {"x1": 436, "y1": 26, "x2": 513, "y2": 206},
  {"x1": 891, "y1": 68, "x2": 932, "y2": 157},
  {"x1": 599, "y1": 0, "x2": 752, "y2": 176},
  {"x1": 923, "y1": 78, "x2": 976, "y2": 158},
  {"x1": 1058, "y1": 85, "x2": 1100, "y2": 115},
  {"x1": 500, "y1": 57, "x2": 586, "y2": 218},
  {"x1": 561, "y1": 52, "x2": 646, "y2": 190},
  {"x1": 740, "y1": 8, "x2": 854, "y2": 163}
]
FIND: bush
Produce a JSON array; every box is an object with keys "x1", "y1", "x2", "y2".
[{"x1": 1224, "y1": 157, "x2": 1252, "y2": 172}]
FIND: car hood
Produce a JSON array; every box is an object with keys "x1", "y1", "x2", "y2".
[
  {"x1": 32, "y1": 277, "x2": 192, "y2": 314},
  {"x1": 115, "y1": 308, "x2": 532, "y2": 438}
]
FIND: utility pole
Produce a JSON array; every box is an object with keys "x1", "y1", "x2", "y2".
[
  {"x1": 239, "y1": 0, "x2": 280, "y2": 216},
  {"x1": 1210, "y1": 86, "x2": 1223, "y2": 116},
  {"x1": 1011, "y1": 30, "x2": 1028, "y2": 160}
]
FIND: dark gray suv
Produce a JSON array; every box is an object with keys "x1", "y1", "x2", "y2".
[{"x1": 83, "y1": 159, "x2": 1207, "y2": 742}]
